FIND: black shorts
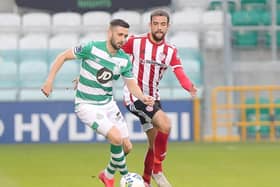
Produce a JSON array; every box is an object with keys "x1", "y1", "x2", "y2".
[{"x1": 126, "y1": 100, "x2": 162, "y2": 125}]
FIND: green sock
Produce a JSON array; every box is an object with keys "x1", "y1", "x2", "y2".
[{"x1": 108, "y1": 144, "x2": 128, "y2": 176}]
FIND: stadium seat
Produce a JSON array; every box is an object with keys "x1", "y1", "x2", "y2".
[
  {"x1": 0, "y1": 61, "x2": 18, "y2": 88},
  {"x1": 19, "y1": 89, "x2": 47, "y2": 101},
  {"x1": 82, "y1": 11, "x2": 111, "y2": 33},
  {"x1": 241, "y1": 0, "x2": 267, "y2": 9},
  {"x1": 48, "y1": 89, "x2": 76, "y2": 101},
  {"x1": 112, "y1": 10, "x2": 141, "y2": 33},
  {"x1": 22, "y1": 12, "x2": 51, "y2": 34},
  {"x1": 52, "y1": 12, "x2": 81, "y2": 34},
  {"x1": 0, "y1": 13, "x2": 21, "y2": 33},
  {"x1": 274, "y1": 98, "x2": 280, "y2": 136},
  {"x1": 48, "y1": 33, "x2": 79, "y2": 62},
  {"x1": 203, "y1": 30, "x2": 224, "y2": 49},
  {"x1": 169, "y1": 31, "x2": 200, "y2": 49},
  {"x1": 241, "y1": 0, "x2": 267, "y2": 3},
  {"x1": 79, "y1": 32, "x2": 106, "y2": 43},
  {"x1": 208, "y1": 0, "x2": 237, "y2": 13},
  {"x1": 261, "y1": 11, "x2": 280, "y2": 25},
  {"x1": 172, "y1": 0, "x2": 208, "y2": 11},
  {"x1": 0, "y1": 89, "x2": 18, "y2": 101},
  {"x1": 275, "y1": 98, "x2": 280, "y2": 120},
  {"x1": 232, "y1": 10, "x2": 261, "y2": 26},
  {"x1": 232, "y1": 31, "x2": 259, "y2": 47},
  {"x1": 245, "y1": 97, "x2": 270, "y2": 136},
  {"x1": 183, "y1": 59, "x2": 202, "y2": 86},
  {"x1": 140, "y1": 11, "x2": 151, "y2": 33},
  {"x1": 171, "y1": 9, "x2": 203, "y2": 32},
  {"x1": 19, "y1": 60, "x2": 48, "y2": 88},
  {"x1": 19, "y1": 33, "x2": 48, "y2": 61},
  {"x1": 202, "y1": 10, "x2": 224, "y2": 30},
  {"x1": 265, "y1": 31, "x2": 280, "y2": 47},
  {"x1": 201, "y1": 10, "x2": 225, "y2": 49},
  {"x1": 0, "y1": 33, "x2": 19, "y2": 63},
  {"x1": 176, "y1": 47, "x2": 203, "y2": 87},
  {"x1": 51, "y1": 61, "x2": 80, "y2": 88}
]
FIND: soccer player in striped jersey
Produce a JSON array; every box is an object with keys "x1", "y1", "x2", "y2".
[
  {"x1": 41, "y1": 19, "x2": 154, "y2": 187},
  {"x1": 122, "y1": 10, "x2": 197, "y2": 187}
]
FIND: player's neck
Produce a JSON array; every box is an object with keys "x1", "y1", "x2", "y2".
[
  {"x1": 148, "y1": 33, "x2": 164, "y2": 45},
  {"x1": 106, "y1": 42, "x2": 117, "y2": 55}
]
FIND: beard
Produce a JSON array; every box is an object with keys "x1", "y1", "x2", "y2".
[
  {"x1": 151, "y1": 31, "x2": 165, "y2": 42},
  {"x1": 110, "y1": 39, "x2": 122, "y2": 50}
]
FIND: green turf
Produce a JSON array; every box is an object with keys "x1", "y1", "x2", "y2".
[{"x1": 0, "y1": 142, "x2": 280, "y2": 187}]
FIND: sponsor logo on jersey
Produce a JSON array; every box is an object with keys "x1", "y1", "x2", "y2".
[
  {"x1": 74, "y1": 45, "x2": 82, "y2": 54},
  {"x1": 96, "y1": 67, "x2": 113, "y2": 84}
]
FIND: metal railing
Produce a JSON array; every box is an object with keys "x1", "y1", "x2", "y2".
[{"x1": 211, "y1": 85, "x2": 280, "y2": 142}]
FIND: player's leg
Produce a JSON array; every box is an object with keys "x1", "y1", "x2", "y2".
[
  {"x1": 123, "y1": 137, "x2": 133, "y2": 155},
  {"x1": 105, "y1": 102, "x2": 130, "y2": 177},
  {"x1": 151, "y1": 110, "x2": 172, "y2": 187},
  {"x1": 126, "y1": 100, "x2": 161, "y2": 185},
  {"x1": 143, "y1": 127, "x2": 157, "y2": 185},
  {"x1": 75, "y1": 102, "x2": 128, "y2": 187}
]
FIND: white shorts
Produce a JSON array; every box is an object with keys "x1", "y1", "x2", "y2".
[{"x1": 75, "y1": 101, "x2": 129, "y2": 138}]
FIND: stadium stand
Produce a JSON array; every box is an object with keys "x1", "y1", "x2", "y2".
[
  {"x1": 1, "y1": 0, "x2": 280, "y2": 143},
  {"x1": 79, "y1": 32, "x2": 107, "y2": 43},
  {"x1": 0, "y1": 33, "x2": 19, "y2": 63},
  {"x1": 0, "y1": 61, "x2": 19, "y2": 101},
  {"x1": 245, "y1": 97, "x2": 270, "y2": 136},
  {"x1": 0, "y1": 13, "x2": 21, "y2": 33},
  {"x1": 112, "y1": 10, "x2": 142, "y2": 33},
  {"x1": 18, "y1": 33, "x2": 48, "y2": 62},
  {"x1": 82, "y1": 11, "x2": 111, "y2": 33},
  {"x1": 48, "y1": 33, "x2": 79, "y2": 62},
  {"x1": 169, "y1": 31, "x2": 200, "y2": 49},
  {"x1": 52, "y1": 12, "x2": 81, "y2": 34},
  {"x1": 18, "y1": 59, "x2": 48, "y2": 101},
  {"x1": 21, "y1": 12, "x2": 51, "y2": 34},
  {"x1": 171, "y1": 8, "x2": 203, "y2": 32}
]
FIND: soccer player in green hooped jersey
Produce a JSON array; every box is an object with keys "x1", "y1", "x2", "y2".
[{"x1": 41, "y1": 19, "x2": 154, "y2": 187}]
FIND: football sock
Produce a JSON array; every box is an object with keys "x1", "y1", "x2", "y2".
[
  {"x1": 153, "y1": 131, "x2": 169, "y2": 174},
  {"x1": 105, "y1": 144, "x2": 128, "y2": 179},
  {"x1": 143, "y1": 148, "x2": 154, "y2": 183}
]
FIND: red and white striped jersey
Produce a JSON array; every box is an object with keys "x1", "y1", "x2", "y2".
[{"x1": 122, "y1": 33, "x2": 183, "y2": 104}]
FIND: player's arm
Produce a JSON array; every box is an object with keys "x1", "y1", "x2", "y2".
[
  {"x1": 41, "y1": 49, "x2": 75, "y2": 97},
  {"x1": 171, "y1": 49, "x2": 197, "y2": 98},
  {"x1": 124, "y1": 78, "x2": 154, "y2": 106},
  {"x1": 174, "y1": 67, "x2": 197, "y2": 98}
]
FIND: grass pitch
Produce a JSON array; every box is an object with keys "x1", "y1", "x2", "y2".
[{"x1": 0, "y1": 142, "x2": 279, "y2": 187}]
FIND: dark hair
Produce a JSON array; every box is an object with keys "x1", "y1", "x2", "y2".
[
  {"x1": 110, "y1": 19, "x2": 130, "y2": 28},
  {"x1": 150, "y1": 9, "x2": 170, "y2": 23}
]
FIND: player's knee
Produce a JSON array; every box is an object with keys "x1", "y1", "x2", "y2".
[
  {"x1": 157, "y1": 115, "x2": 171, "y2": 133},
  {"x1": 110, "y1": 136, "x2": 123, "y2": 145},
  {"x1": 123, "y1": 142, "x2": 133, "y2": 154}
]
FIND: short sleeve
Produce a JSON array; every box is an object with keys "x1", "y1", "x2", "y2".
[
  {"x1": 120, "y1": 58, "x2": 133, "y2": 78},
  {"x1": 73, "y1": 41, "x2": 94, "y2": 59}
]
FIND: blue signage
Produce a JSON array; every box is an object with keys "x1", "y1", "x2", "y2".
[{"x1": 0, "y1": 100, "x2": 193, "y2": 143}]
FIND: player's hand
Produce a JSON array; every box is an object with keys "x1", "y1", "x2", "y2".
[
  {"x1": 72, "y1": 76, "x2": 79, "y2": 90},
  {"x1": 142, "y1": 95, "x2": 154, "y2": 106},
  {"x1": 41, "y1": 81, "x2": 53, "y2": 97},
  {"x1": 189, "y1": 84, "x2": 197, "y2": 98}
]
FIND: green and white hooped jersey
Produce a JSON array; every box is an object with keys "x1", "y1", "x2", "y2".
[{"x1": 73, "y1": 41, "x2": 133, "y2": 105}]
